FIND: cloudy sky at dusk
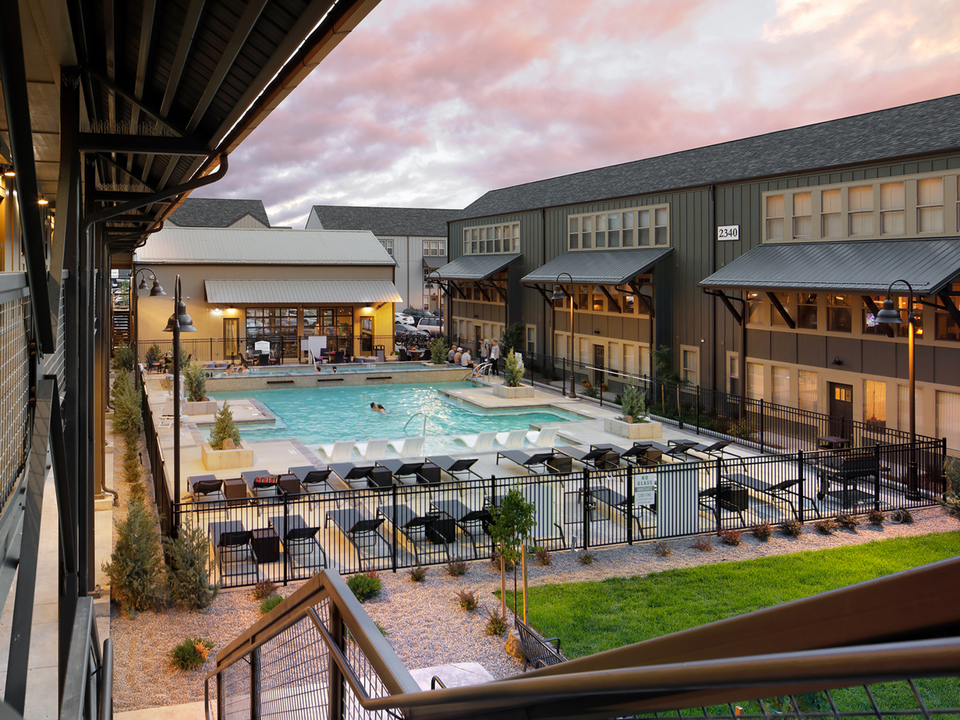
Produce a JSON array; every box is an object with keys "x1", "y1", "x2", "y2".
[{"x1": 193, "y1": 0, "x2": 960, "y2": 228}]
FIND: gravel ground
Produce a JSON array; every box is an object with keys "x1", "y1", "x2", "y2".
[{"x1": 108, "y1": 431, "x2": 959, "y2": 711}]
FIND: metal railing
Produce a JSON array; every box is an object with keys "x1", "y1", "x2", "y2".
[
  {"x1": 179, "y1": 440, "x2": 943, "y2": 587},
  {"x1": 60, "y1": 597, "x2": 112, "y2": 720}
]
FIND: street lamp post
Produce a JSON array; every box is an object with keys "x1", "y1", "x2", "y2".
[
  {"x1": 131, "y1": 267, "x2": 166, "y2": 356},
  {"x1": 552, "y1": 272, "x2": 576, "y2": 398},
  {"x1": 162, "y1": 275, "x2": 197, "y2": 523},
  {"x1": 874, "y1": 279, "x2": 919, "y2": 500}
]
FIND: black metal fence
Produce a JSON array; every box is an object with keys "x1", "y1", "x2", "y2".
[{"x1": 179, "y1": 440, "x2": 943, "y2": 589}]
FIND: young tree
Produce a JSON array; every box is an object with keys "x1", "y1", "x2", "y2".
[
  {"x1": 102, "y1": 492, "x2": 164, "y2": 615},
  {"x1": 488, "y1": 488, "x2": 535, "y2": 618},
  {"x1": 182, "y1": 358, "x2": 208, "y2": 402},
  {"x1": 209, "y1": 402, "x2": 241, "y2": 450},
  {"x1": 500, "y1": 322, "x2": 525, "y2": 356},
  {"x1": 619, "y1": 384, "x2": 649, "y2": 423},
  {"x1": 502, "y1": 349, "x2": 525, "y2": 388}
]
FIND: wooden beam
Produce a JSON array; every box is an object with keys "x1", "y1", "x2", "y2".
[
  {"x1": 767, "y1": 291, "x2": 797, "y2": 330},
  {"x1": 600, "y1": 285, "x2": 621, "y2": 313}
]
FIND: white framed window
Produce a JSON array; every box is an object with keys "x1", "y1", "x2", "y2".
[
  {"x1": 639, "y1": 345, "x2": 651, "y2": 376},
  {"x1": 380, "y1": 239, "x2": 394, "y2": 256},
  {"x1": 936, "y1": 390, "x2": 960, "y2": 453},
  {"x1": 849, "y1": 186, "x2": 874, "y2": 236},
  {"x1": 747, "y1": 363, "x2": 764, "y2": 401},
  {"x1": 525, "y1": 325, "x2": 536, "y2": 356},
  {"x1": 792, "y1": 192, "x2": 811, "y2": 239},
  {"x1": 727, "y1": 352, "x2": 739, "y2": 395},
  {"x1": 821, "y1": 189, "x2": 841, "y2": 238},
  {"x1": 422, "y1": 239, "x2": 445, "y2": 256},
  {"x1": 568, "y1": 206, "x2": 670, "y2": 251},
  {"x1": 765, "y1": 195, "x2": 784, "y2": 241},
  {"x1": 462, "y1": 222, "x2": 519, "y2": 255},
  {"x1": 918, "y1": 177, "x2": 944, "y2": 233},
  {"x1": 623, "y1": 344, "x2": 636, "y2": 375},
  {"x1": 880, "y1": 182, "x2": 904, "y2": 235},
  {"x1": 681, "y1": 346, "x2": 699, "y2": 385},
  {"x1": 746, "y1": 291, "x2": 763, "y2": 325},
  {"x1": 798, "y1": 370, "x2": 817, "y2": 412},
  {"x1": 772, "y1": 366, "x2": 790, "y2": 406},
  {"x1": 608, "y1": 342, "x2": 621, "y2": 372},
  {"x1": 863, "y1": 380, "x2": 887, "y2": 427},
  {"x1": 579, "y1": 338, "x2": 590, "y2": 366}
]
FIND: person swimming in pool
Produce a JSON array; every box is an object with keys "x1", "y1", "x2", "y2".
[{"x1": 370, "y1": 402, "x2": 385, "y2": 413}]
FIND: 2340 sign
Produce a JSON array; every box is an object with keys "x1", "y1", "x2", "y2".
[{"x1": 717, "y1": 225, "x2": 739, "y2": 241}]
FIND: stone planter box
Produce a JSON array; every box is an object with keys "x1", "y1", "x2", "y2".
[
  {"x1": 493, "y1": 384, "x2": 535, "y2": 399},
  {"x1": 201, "y1": 441, "x2": 254, "y2": 471},
  {"x1": 603, "y1": 417, "x2": 663, "y2": 440},
  {"x1": 185, "y1": 400, "x2": 218, "y2": 416}
]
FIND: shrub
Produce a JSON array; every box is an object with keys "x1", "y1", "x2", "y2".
[
  {"x1": 208, "y1": 402, "x2": 241, "y2": 450},
  {"x1": 500, "y1": 322, "x2": 524, "y2": 356},
  {"x1": 752, "y1": 521, "x2": 773, "y2": 541},
  {"x1": 409, "y1": 566, "x2": 427, "y2": 583},
  {"x1": 728, "y1": 418, "x2": 754, "y2": 440},
  {"x1": 531, "y1": 546, "x2": 552, "y2": 566},
  {"x1": 163, "y1": 522, "x2": 220, "y2": 610},
  {"x1": 259, "y1": 593, "x2": 284, "y2": 615},
  {"x1": 577, "y1": 552, "x2": 595, "y2": 565},
  {"x1": 837, "y1": 513, "x2": 862, "y2": 530},
  {"x1": 502, "y1": 349, "x2": 525, "y2": 388},
  {"x1": 145, "y1": 342, "x2": 163, "y2": 367},
  {"x1": 456, "y1": 589, "x2": 478, "y2": 611},
  {"x1": 102, "y1": 493, "x2": 163, "y2": 615},
  {"x1": 347, "y1": 571, "x2": 383, "y2": 602},
  {"x1": 718, "y1": 528, "x2": 742, "y2": 546},
  {"x1": 868, "y1": 509, "x2": 886, "y2": 526},
  {"x1": 895, "y1": 508, "x2": 915, "y2": 524},
  {"x1": 111, "y1": 370, "x2": 142, "y2": 443},
  {"x1": 252, "y1": 580, "x2": 277, "y2": 600},
  {"x1": 941, "y1": 457, "x2": 960, "y2": 520},
  {"x1": 122, "y1": 440, "x2": 141, "y2": 484},
  {"x1": 111, "y1": 344, "x2": 135, "y2": 373},
  {"x1": 182, "y1": 358, "x2": 207, "y2": 402},
  {"x1": 619, "y1": 385, "x2": 649, "y2": 423},
  {"x1": 814, "y1": 518, "x2": 837, "y2": 535},
  {"x1": 693, "y1": 536, "x2": 713, "y2": 552},
  {"x1": 170, "y1": 637, "x2": 214, "y2": 671},
  {"x1": 653, "y1": 541, "x2": 672, "y2": 557},
  {"x1": 429, "y1": 336, "x2": 449, "y2": 365},
  {"x1": 445, "y1": 559, "x2": 467, "y2": 577},
  {"x1": 374, "y1": 621, "x2": 389, "y2": 637},
  {"x1": 781, "y1": 520, "x2": 804, "y2": 537},
  {"x1": 484, "y1": 608, "x2": 508, "y2": 636},
  {"x1": 491, "y1": 548, "x2": 515, "y2": 571}
]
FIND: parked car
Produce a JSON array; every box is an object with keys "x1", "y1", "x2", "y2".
[
  {"x1": 416, "y1": 316, "x2": 443, "y2": 334},
  {"x1": 401, "y1": 307, "x2": 433, "y2": 321},
  {"x1": 395, "y1": 312, "x2": 415, "y2": 326},
  {"x1": 395, "y1": 322, "x2": 429, "y2": 337}
]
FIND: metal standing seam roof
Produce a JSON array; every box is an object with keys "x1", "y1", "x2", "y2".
[
  {"x1": 135, "y1": 227, "x2": 396, "y2": 265},
  {"x1": 699, "y1": 238, "x2": 960, "y2": 294},
  {"x1": 204, "y1": 280, "x2": 402, "y2": 305},
  {"x1": 422, "y1": 255, "x2": 447, "y2": 269},
  {"x1": 428, "y1": 254, "x2": 521, "y2": 281},
  {"x1": 522, "y1": 247, "x2": 674, "y2": 285}
]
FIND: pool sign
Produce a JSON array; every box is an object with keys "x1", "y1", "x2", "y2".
[
  {"x1": 717, "y1": 225, "x2": 739, "y2": 241},
  {"x1": 634, "y1": 473, "x2": 656, "y2": 505}
]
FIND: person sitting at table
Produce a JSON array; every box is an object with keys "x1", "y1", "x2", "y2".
[
  {"x1": 461, "y1": 348, "x2": 473, "y2": 367},
  {"x1": 453, "y1": 347, "x2": 463, "y2": 364}
]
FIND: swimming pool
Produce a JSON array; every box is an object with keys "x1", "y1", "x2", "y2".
[
  {"x1": 205, "y1": 361, "x2": 433, "y2": 377},
  {"x1": 208, "y1": 381, "x2": 582, "y2": 454}
]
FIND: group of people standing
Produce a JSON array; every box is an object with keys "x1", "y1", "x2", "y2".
[{"x1": 448, "y1": 339, "x2": 500, "y2": 375}]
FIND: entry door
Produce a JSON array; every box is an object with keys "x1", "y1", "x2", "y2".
[
  {"x1": 223, "y1": 318, "x2": 239, "y2": 361},
  {"x1": 828, "y1": 382, "x2": 853, "y2": 439},
  {"x1": 593, "y1": 344, "x2": 605, "y2": 391}
]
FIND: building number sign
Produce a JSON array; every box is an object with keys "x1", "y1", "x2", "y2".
[{"x1": 717, "y1": 225, "x2": 740, "y2": 241}]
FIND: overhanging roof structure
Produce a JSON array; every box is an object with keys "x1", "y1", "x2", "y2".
[
  {"x1": 205, "y1": 279, "x2": 401, "y2": 304},
  {"x1": 428, "y1": 253, "x2": 521, "y2": 281},
  {"x1": 522, "y1": 247, "x2": 673, "y2": 285},
  {"x1": 699, "y1": 238, "x2": 960, "y2": 294}
]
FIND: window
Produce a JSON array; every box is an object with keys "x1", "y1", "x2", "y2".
[
  {"x1": 654, "y1": 208, "x2": 669, "y2": 245},
  {"x1": 592, "y1": 291, "x2": 604, "y2": 312},
  {"x1": 935, "y1": 282, "x2": 960, "y2": 341},
  {"x1": 422, "y1": 239, "x2": 445, "y2": 256},
  {"x1": 568, "y1": 206, "x2": 669, "y2": 250},
  {"x1": 595, "y1": 214, "x2": 606, "y2": 248},
  {"x1": 898, "y1": 385, "x2": 923, "y2": 432},
  {"x1": 863, "y1": 380, "x2": 887, "y2": 427},
  {"x1": 918, "y1": 177, "x2": 944, "y2": 233},
  {"x1": 822, "y1": 189, "x2": 841, "y2": 238},
  {"x1": 568, "y1": 217, "x2": 579, "y2": 249},
  {"x1": 798, "y1": 371, "x2": 817, "y2": 412},
  {"x1": 770, "y1": 292, "x2": 792, "y2": 327},
  {"x1": 608, "y1": 342, "x2": 621, "y2": 371},
  {"x1": 765, "y1": 195, "x2": 784, "y2": 241},
  {"x1": 624, "y1": 344, "x2": 636, "y2": 374},
  {"x1": 463, "y1": 223, "x2": 518, "y2": 254},
  {"x1": 849, "y1": 186, "x2": 873, "y2": 236},
  {"x1": 622, "y1": 212, "x2": 634, "y2": 247},
  {"x1": 555, "y1": 332, "x2": 569, "y2": 360},
  {"x1": 607, "y1": 213, "x2": 620, "y2": 248},
  {"x1": 792, "y1": 192, "x2": 811, "y2": 239},
  {"x1": 746, "y1": 291, "x2": 763, "y2": 325},
  {"x1": 936, "y1": 391, "x2": 960, "y2": 452},
  {"x1": 581, "y1": 215, "x2": 593, "y2": 249},
  {"x1": 826, "y1": 294, "x2": 851, "y2": 333},
  {"x1": 798, "y1": 293, "x2": 818, "y2": 329},
  {"x1": 772, "y1": 366, "x2": 790, "y2": 406},
  {"x1": 638, "y1": 210, "x2": 650, "y2": 246},
  {"x1": 747, "y1": 363, "x2": 764, "y2": 401},
  {"x1": 863, "y1": 296, "x2": 920, "y2": 338},
  {"x1": 681, "y1": 347, "x2": 698, "y2": 385},
  {"x1": 245, "y1": 307, "x2": 299, "y2": 356},
  {"x1": 380, "y1": 239, "x2": 394, "y2": 256},
  {"x1": 526, "y1": 325, "x2": 536, "y2": 355},
  {"x1": 728, "y1": 353, "x2": 739, "y2": 395},
  {"x1": 640, "y1": 345, "x2": 651, "y2": 376},
  {"x1": 880, "y1": 182, "x2": 904, "y2": 235}
]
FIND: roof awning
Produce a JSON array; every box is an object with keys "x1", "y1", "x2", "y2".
[
  {"x1": 422, "y1": 256, "x2": 447, "y2": 269},
  {"x1": 521, "y1": 247, "x2": 673, "y2": 285},
  {"x1": 204, "y1": 280, "x2": 402, "y2": 305},
  {"x1": 700, "y1": 238, "x2": 960, "y2": 294},
  {"x1": 428, "y1": 253, "x2": 521, "y2": 281}
]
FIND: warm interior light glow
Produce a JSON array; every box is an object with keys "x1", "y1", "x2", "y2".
[{"x1": 37, "y1": 197, "x2": 49, "y2": 205}]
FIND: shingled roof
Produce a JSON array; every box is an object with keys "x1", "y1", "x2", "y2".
[
  {"x1": 460, "y1": 93, "x2": 960, "y2": 220},
  {"x1": 168, "y1": 198, "x2": 270, "y2": 228},
  {"x1": 309, "y1": 205, "x2": 460, "y2": 236}
]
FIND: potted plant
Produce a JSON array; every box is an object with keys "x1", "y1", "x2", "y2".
[
  {"x1": 493, "y1": 349, "x2": 535, "y2": 399},
  {"x1": 604, "y1": 385, "x2": 663, "y2": 439},
  {"x1": 201, "y1": 402, "x2": 253, "y2": 470},
  {"x1": 183, "y1": 359, "x2": 218, "y2": 415}
]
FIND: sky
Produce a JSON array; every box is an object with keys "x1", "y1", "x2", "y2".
[{"x1": 192, "y1": 0, "x2": 960, "y2": 228}]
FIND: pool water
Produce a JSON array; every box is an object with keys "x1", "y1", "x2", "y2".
[
  {"x1": 205, "y1": 361, "x2": 431, "y2": 377},
  {"x1": 208, "y1": 382, "x2": 581, "y2": 454}
]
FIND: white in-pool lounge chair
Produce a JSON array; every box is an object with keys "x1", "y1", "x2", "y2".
[
  {"x1": 526, "y1": 426, "x2": 559, "y2": 447},
  {"x1": 454, "y1": 430, "x2": 497, "y2": 451},
  {"x1": 318, "y1": 439, "x2": 355, "y2": 462},
  {"x1": 388, "y1": 436, "x2": 425, "y2": 456},
  {"x1": 495, "y1": 429, "x2": 528, "y2": 448},
  {"x1": 357, "y1": 438, "x2": 390, "y2": 460}
]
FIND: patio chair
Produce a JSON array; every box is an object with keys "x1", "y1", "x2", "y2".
[
  {"x1": 376, "y1": 457, "x2": 426, "y2": 486},
  {"x1": 553, "y1": 445, "x2": 617, "y2": 471},
  {"x1": 240, "y1": 470, "x2": 280, "y2": 499},
  {"x1": 318, "y1": 439, "x2": 355, "y2": 462},
  {"x1": 587, "y1": 486, "x2": 652, "y2": 540},
  {"x1": 496, "y1": 448, "x2": 556, "y2": 474},
  {"x1": 689, "y1": 440, "x2": 734, "y2": 460},
  {"x1": 495, "y1": 429, "x2": 527, "y2": 448},
  {"x1": 377, "y1": 504, "x2": 448, "y2": 564},
  {"x1": 723, "y1": 472, "x2": 822, "y2": 521},
  {"x1": 526, "y1": 426, "x2": 559, "y2": 447},
  {"x1": 427, "y1": 455, "x2": 483, "y2": 483},
  {"x1": 664, "y1": 440, "x2": 700, "y2": 461},
  {"x1": 430, "y1": 498, "x2": 492, "y2": 559},
  {"x1": 488, "y1": 486, "x2": 565, "y2": 548},
  {"x1": 454, "y1": 431, "x2": 497, "y2": 451},
  {"x1": 188, "y1": 475, "x2": 227, "y2": 522},
  {"x1": 325, "y1": 509, "x2": 387, "y2": 571},
  {"x1": 357, "y1": 438, "x2": 390, "y2": 461},
  {"x1": 287, "y1": 465, "x2": 339, "y2": 507},
  {"x1": 209, "y1": 520, "x2": 259, "y2": 585},
  {"x1": 329, "y1": 461, "x2": 378, "y2": 489},
  {"x1": 698, "y1": 485, "x2": 749, "y2": 527},
  {"x1": 388, "y1": 436, "x2": 425, "y2": 456},
  {"x1": 268, "y1": 513, "x2": 327, "y2": 573}
]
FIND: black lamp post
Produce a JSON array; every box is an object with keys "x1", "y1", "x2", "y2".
[
  {"x1": 132, "y1": 267, "x2": 167, "y2": 356},
  {"x1": 874, "y1": 279, "x2": 919, "y2": 500},
  {"x1": 162, "y1": 275, "x2": 197, "y2": 516},
  {"x1": 551, "y1": 272, "x2": 576, "y2": 398}
]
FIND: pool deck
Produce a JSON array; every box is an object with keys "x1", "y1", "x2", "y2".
[{"x1": 142, "y1": 374, "x2": 764, "y2": 501}]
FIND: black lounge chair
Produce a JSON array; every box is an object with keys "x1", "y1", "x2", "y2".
[
  {"x1": 664, "y1": 440, "x2": 700, "y2": 461},
  {"x1": 325, "y1": 509, "x2": 387, "y2": 571},
  {"x1": 496, "y1": 448, "x2": 556, "y2": 474},
  {"x1": 615, "y1": 443, "x2": 662, "y2": 467},
  {"x1": 240, "y1": 470, "x2": 280, "y2": 498},
  {"x1": 209, "y1": 520, "x2": 259, "y2": 585},
  {"x1": 329, "y1": 461, "x2": 386, "y2": 489},
  {"x1": 188, "y1": 475, "x2": 227, "y2": 521},
  {"x1": 690, "y1": 440, "x2": 734, "y2": 460},
  {"x1": 723, "y1": 472, "x2": 821, "y2": 520},
  {"x1": 698, "y1": 485, "x2": 749, "y2": 527},
  {"x1": 376, "y1": 458, "x2": 426, "y2": 485},
  {"x1": 377, "y1": 504, "x2": 447, "y2": 564},
  {"x1": 427, "y1": 455, "x2": 483, "y2": 482},
  {"x1": 430, "y1": 498, "x2": 492, "y2": 559},
  {"x1": 554, "y1": 445, "x2": 619, "y2": 471},
  {"x1": 587, "y1": 485, "x2": 652, "y2": 540},
  {"x1": 268, "y1": 513, "x2": 327, "y2": 573}
]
